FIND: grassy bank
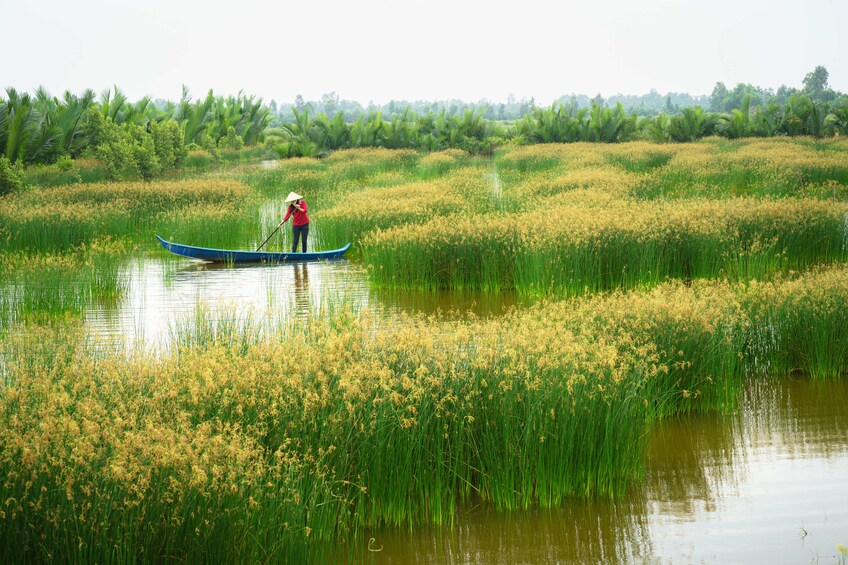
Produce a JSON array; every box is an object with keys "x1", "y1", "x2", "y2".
[{"x1": 0, "y1": 240, "x2": 130, "y2": 326}]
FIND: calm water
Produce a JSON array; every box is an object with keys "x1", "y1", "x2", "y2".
[
  {"x1": 361, "y1": 379, "x2": 848, "y2": 565},
  {"x1": 83, "y1": 255, "x2": 517, "y2": 350}
]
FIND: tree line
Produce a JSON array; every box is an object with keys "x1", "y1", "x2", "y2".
[
  {"x1": 270, "y1": 92, "x2": 846, "y2": 157},
  {"x1": 0, "y1": 86, "x2": 270, "y2": 183},
  {"x1": 2, "y1": 66, "x2": 846, "y2": 190},
  {"x1": 272, "y1": 66, "x2": 842, "y2": 121}
]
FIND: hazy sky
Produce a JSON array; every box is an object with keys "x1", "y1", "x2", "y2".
[{"x1": 2, "y1": 0, "x2": 846, "y2": 105}]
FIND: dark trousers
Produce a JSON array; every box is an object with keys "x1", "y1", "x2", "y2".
[{"x1": 292, "y1": 223, "x2": 309, "y2": 253}]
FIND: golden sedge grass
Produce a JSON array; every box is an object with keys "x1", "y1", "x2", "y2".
[{"x1": 1, "y1": 267, "x2": 847, "y2": 561}]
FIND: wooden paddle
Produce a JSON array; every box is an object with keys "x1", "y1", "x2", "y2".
[{"x1": 256, "y1": 220, "x2": 285, "y2": 251}]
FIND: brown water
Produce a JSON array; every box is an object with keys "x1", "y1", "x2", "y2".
[{"x1": 359, "y1": 379, "x2": 848, "y2": 565}]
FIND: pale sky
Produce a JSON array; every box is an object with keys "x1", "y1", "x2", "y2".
[{"x1": 2, "y1": 0, "x2": 846, "y2": 105}]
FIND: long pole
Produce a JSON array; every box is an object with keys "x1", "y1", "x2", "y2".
[{"x1": 256, "y1": 221, "x2": 284, "y2": 251}]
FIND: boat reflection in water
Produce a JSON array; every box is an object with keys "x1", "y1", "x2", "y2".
[
  {"x1": 292, "y1": 262, "x2": 311, "y2": 321},
  {"x1": 84, "y1": 257, "x2": 370, "y2": 351}
]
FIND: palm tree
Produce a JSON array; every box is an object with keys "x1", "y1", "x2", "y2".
[
  {"x1": 666, "y1": 107, "x2": 715, "y2": 142},
  {"x1": 174, "y1": 86, "x2": 215, "y2": 145},
  {"x1": 380, "y1": 109, "x2": 417, "y2": 149},
  {"x1": 517, "y1": 104, "x2": 587, "y2": 143},
  {"x1": 785, "y1": 95, "x2": 826, "y2": 137},
  {"x1": 823, "y1": 99, "x2": 848, "y2": 136},
  {"x1": 752, "y1": 101, "x2": 783, "y2": 137},
  {"x1": 1, "y1": 89, "x2": 36, "y2": 162},
  {"x1": 237, "y1": 95, "x2": 270, "y2": 146},
  {"x1": 718, "y1": 95, "x2": 752, "y2": 139},
  {"x1": 587, "y1": 103, "x2": 636, "y2": 142},
  {"x1": 645, "y1": 114, "x2": 672, "y2": 143},
  {"x1": 0, "y1": 88, "x2": 59, "y2": 164},
  {"x1": 100, "y1": 86, "x2": 129, "y2": 124},
  {"x1": 350, "y1": 112, "x2": 382, "y2": 148},
  {"x1": 121, "y1": 96, "x2": 155, "y2": 126},
  {"x1": 276, "y1": 107, "x2": 321, "y2": 157},
  {"x1": 315, "y1": 111, "x2": 350, "y2": 150},
  {"x1": 416, "y1": 111, "x2": 446, "y2": 150},
  {"x1": 451, "y1": 108, "x2": 486, "y2": 141},
  {"x1": 55, "y1": 90, "x2": 96, "y2": 156}
]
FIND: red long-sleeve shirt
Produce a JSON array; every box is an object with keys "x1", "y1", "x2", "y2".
[{"x1": 283, "y1": 201, "x2": 310, "y2": 226}]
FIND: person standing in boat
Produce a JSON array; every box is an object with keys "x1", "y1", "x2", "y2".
[{"x1": 281, "y1": 192, "x2": 310, "y2": 253}]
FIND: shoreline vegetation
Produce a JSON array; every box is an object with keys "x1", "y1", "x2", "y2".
[{"x1": 0, "y1": 136, "x2": 846, "y2": 561}]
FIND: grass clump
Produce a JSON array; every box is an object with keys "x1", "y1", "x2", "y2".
[
  {"x1": 362, "y1": 194, "x2": 847, "y2": 296},
  {"x1": 0, "y1": 177, "x2": 256, "y2": 252},
  {"x1": 0, "y1": 239, "x2": 129, "y2": 326}
]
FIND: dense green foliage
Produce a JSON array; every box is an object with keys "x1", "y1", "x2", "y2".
[
  {"x1": 4, "y1": 65, "x2": 847, "y2": 179},
  {"x1": 254, "y1": 141, "x2": 848, "y2": 297},
  {"x1": 265, "y1": 95, "x2": 848, "y2": 158},
  {"x1": 0, "y1": 156, "x2": 23, "y2": 195},
  {"x1": 268, "y1": 107, "x2": 503, "y2": 158},
  {"x1": 0, "y1": 86, "x2": 270, "y2": 177}
]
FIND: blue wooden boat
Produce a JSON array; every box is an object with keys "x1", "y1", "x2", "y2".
[{"x1": 156, "y1": 235, "x2": 351, "y2": 263}]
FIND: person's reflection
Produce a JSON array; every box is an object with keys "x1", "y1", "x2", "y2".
[{"x1": 292, "y1": 262, "x2": 310, "y2": 319}]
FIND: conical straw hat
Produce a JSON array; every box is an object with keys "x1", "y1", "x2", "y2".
[{"x1": 284, "y1": 192, "x2": 303, "y2": 203}]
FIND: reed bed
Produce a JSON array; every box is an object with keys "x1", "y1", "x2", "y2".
[
  {"x1": 1, "y1": 139, "x2": 846, "y2": 563},
  {"x1": 2, "y1": 140, "x2": 845, "y2": 311},
  {"x1": 318, "y1": 169, "x2": 493, "y2": 249},
  {"x1": 241, "y1": 139, "x2": 844, "y2": 293},
  {"x1": 1, "y1": 266, "x2": 846, "y2": 562},
  {"x1": 415, "y1": 149, "x2": 474, "y2": 178},
  {"x1": 247, "y1": 149, "x2": 420, "y2": 202},
  {"x1": 244, "y1": 150, "x2": 494, "y2": 251},
  {"x1": 0, "y1": 239, "x2": 129, "y2": 325},
  {"x1": 634, "y1": 137, "x2": 848, "y2": 199},
  {"x1": 0, "y1": 177, "x2": 256, "y2": 252},
  {"x1": 0, "y1": 171, "x2": 268, "y2": 328},
  {"x1": 740, "y1": 269, "x2": 848, "y2": 379},
  {"x1": 324, "y1": 148, "x2": 420, "y2": 179},
  {"x1": 363, "y1": 194, "x2": 848, "y2": 295},
  {"x1": 491, "y1": 138, "x2": 848, "y2": 200},
  {"x1": 22, "y1": 158, "x2": 111, "y2": 187}
]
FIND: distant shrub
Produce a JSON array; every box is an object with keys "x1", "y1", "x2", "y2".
[
  {"x1": 55, "y1": 155, "x2": 75, "y2": 173},
  {"x1": 84, "y1": 112, "x2": 181, "y2": 180},
  {"x1": 127, "y1": 124, "x2": 161, "y2": 180},
  {"x1": 0, "y1": 156, "x2": 24, "y2": 195},
  {"x1": 185, "y1": 149, "x2": 215, "y2": 169},
  {"x1": 150, "y1": 119, "x2": 187, "y2": 170},
  {"x1": 220, "y1": 126, "x2": 245, "y2": 151},
  {"x1": 200, "y1": 133, "x2": 220, "y2": 162}
]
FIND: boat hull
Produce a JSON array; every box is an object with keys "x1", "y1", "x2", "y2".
[{"x1": 156, "y1": 236, "x2": 351, "y2": 263}]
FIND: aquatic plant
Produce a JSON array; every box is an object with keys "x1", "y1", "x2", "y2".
[
  {"x1": 0, "y1": 239, "x2": 129, "y2": 325},
  {"x1": 1, "y1": 266, "x2": 846, "y2": 561},
  {"x1": 0, "y1": 177, "x2": 255, "y2": 252},
  {"x1": 363, "y1": 194, "x2": 847, "y2": 295}
]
